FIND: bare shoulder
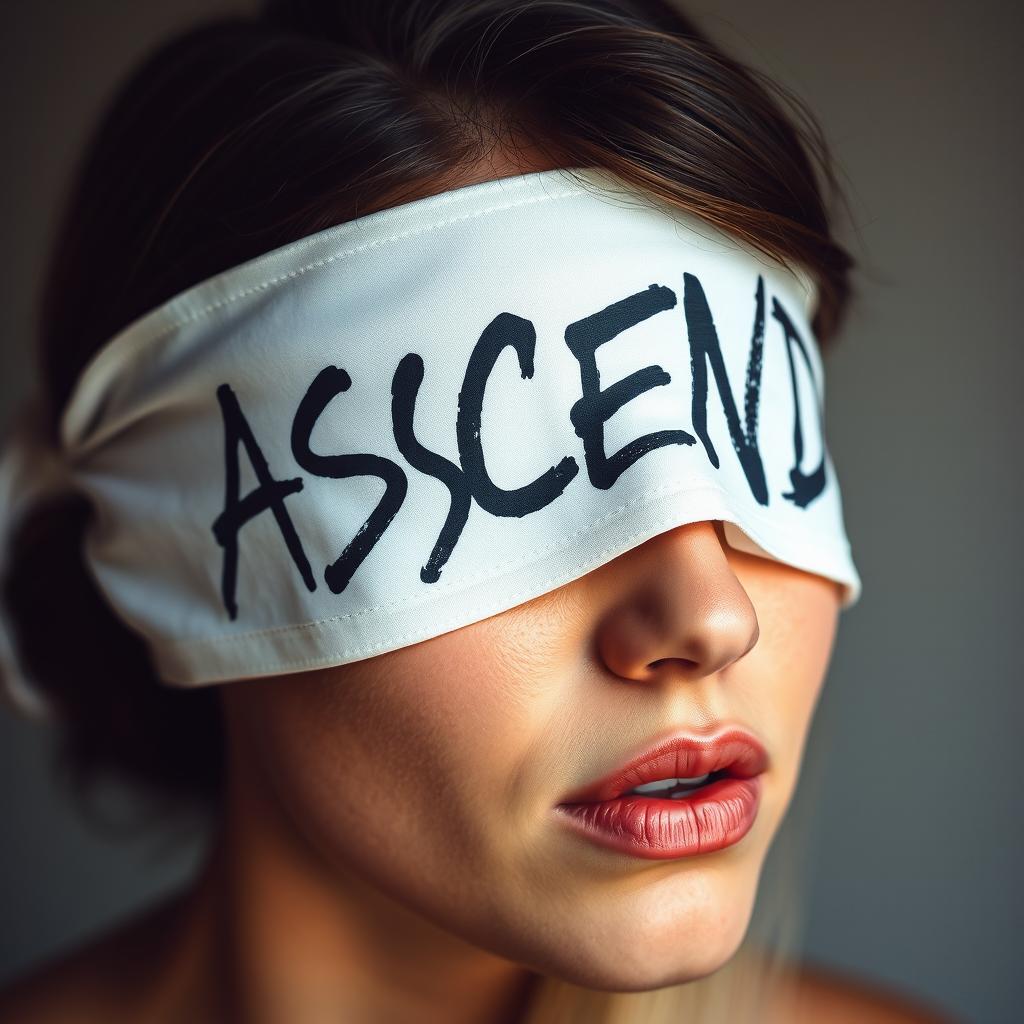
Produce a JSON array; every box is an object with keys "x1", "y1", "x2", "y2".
[
  {"x1": 0, "y1": 893, "x2": 187, "y2": 1024},
  {"x1": 775, "y1": 959, "x2": 958, "y2": 1024}
]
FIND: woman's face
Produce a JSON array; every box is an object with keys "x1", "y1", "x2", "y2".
[{"x1": 222, "y1": 519, "x2": 840, "y2": 990}]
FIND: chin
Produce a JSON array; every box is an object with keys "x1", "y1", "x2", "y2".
[
  {"x1": 529, "y1": 920, "x2": 749, "y2": 993},
  {"x1": 504, "y1": 869, "x2": 758, "y2": 992}
]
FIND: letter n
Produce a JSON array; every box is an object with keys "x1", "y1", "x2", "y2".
[{"x1": 684, "y1": 272, "x2": 769, "y2": 505}]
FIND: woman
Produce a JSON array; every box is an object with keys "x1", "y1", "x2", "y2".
[{"x1": 0, "y1": 1, "x2": 948, "y2": 1022}]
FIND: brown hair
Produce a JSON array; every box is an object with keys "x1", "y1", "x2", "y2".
[{"x1": 3, "y1": 0, "x2": 854, "y2": 811}]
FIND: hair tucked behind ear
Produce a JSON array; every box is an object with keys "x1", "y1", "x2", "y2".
[{"x1": 4, "y1": 0, "x2": 854, "y2": 822}]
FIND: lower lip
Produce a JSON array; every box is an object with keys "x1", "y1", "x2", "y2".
[{"x1": 554, "y1": 775, "x2": 763, "y2": 860}]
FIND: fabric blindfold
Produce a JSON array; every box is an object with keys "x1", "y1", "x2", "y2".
[{"x1": 55, "y1": 166, "x2": 861, "y2": 686}]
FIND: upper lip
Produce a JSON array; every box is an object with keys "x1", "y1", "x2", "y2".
[{"x1": 557, "y1": 727, "x2": 770, "y2": 804}]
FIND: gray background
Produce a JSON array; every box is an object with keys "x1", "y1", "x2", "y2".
[{"x1": 0, "y1": 2, "x2": 1020, "y2": 1022}]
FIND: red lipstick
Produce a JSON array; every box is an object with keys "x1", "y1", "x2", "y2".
[{"x1": 554, "y1": 728, "x2": 769, "y2": 860}]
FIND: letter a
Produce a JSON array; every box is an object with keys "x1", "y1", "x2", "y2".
[{"x1": 211, "y1": 383, "x2": 316, "y2": 620}]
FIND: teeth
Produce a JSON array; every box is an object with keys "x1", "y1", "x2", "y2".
[{"x1": 628, "y1": 773, "x2": 712, "y2": 795}]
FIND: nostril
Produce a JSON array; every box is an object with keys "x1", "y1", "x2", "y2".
[{"x1": 648, "y1": 656, "x2": 699, "y2": 673}]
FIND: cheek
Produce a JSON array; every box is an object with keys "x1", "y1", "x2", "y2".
[
  {"x1": 729, "y1": 554, "x2": 840, "y2": 801},
  {"x1": 768, "y1": 579, "x2": 837, "y2": 730},
  {"x1": 236, "y1": 606, "x2": 577, "y2": 902}
]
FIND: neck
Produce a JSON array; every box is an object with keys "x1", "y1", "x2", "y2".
[{"x1": 160, "y1": 765, "x2": 538, "y2": 1024}]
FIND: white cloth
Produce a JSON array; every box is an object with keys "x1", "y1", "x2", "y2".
[{"x1": 2, "y1": 166, "x2": 861, "y2": 691}]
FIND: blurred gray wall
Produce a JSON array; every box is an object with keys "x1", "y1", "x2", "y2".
[{"x1": 0, "y1": 3, "x2": 1020, "y2": 1022}]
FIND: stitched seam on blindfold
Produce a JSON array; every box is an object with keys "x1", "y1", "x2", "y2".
[
  {"x1": 60, "y1": 186, "x2": 595, "y2": 426},
  {"x1": 158, "y1": 475, "x2": 850, "y2": 650},
  {"x1": 155, "y1": 500, "x2": 845, "y2": 677}
]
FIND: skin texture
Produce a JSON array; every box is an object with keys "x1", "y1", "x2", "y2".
[
  {"x1": 0, "y1": 148, "x2": 951, "y2": 1023},
  {"x1": 212, "y1": 519, "x2": 842, "y2": 1020}
]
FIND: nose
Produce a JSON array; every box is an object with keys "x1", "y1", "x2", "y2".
[{"x1": 594, "y1": 520, "x2": 760, "y2": 684}]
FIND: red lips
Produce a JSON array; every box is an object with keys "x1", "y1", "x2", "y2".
[
  {"x1": 558, "y1": 728, "x2": 770, "y2": 804},
  {"x1": 553, "y1": 728, "x2": 769, "y2": 859}
]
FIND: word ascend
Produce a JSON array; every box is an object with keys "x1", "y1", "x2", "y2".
[{"x1": 211, "y1": 271, "x2": 827, "y2": 619}]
